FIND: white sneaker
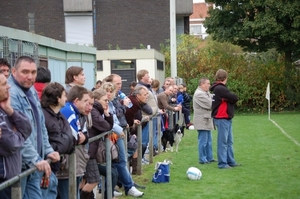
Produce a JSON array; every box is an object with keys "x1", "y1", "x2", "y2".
[
  {"x1": 114, "y1": 190, "x2": 122, "y2": 197},
  {"x1": 188, "y1": 125, "x2": 195, "y2": 130},
  {"x1": 141, "y1": 158, "x2": 149, "y2": 165},
  {"x1": 145, "y1": 147, "x2": 149, "y2": 154},
  {"x1": 127, "y1": 186, "x2": 144, "y2": 197}
]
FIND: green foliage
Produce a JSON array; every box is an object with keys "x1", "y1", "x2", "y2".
[
  {"x1": 139, "y1": 44, "x2": 146, "y2": 49},
  {"x1": 204, "y1": 0, "x2": 300, "y2": 104},
  {"x1": 160, "y1": 34, "x2": 300, "y2": 112}
]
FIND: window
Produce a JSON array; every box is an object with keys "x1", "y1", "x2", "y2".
[
  {"x1": 65, "y1": 13, "x2": 93, "y2": 46},
  {"x1": 111, "y1": 60, "x2": 136, "y2": 70},
  {"x1": 190, "y1": 24, "x2": 202, "y2": 35},
  {"x1": 157, "y1": 60, "x2": 164, "y2": 71},
  {"x1": 97, "y1": 60, "x2": 103, "y2": 71}
]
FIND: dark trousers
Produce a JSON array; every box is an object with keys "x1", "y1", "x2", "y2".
[
  {"x1": 98, "y1": 164, "x2": 118, "y2": 199},
  {"x1": 181, "y1": 106, "x2": 191, "y2": 125},
  {"x1": 0, "y1": 179, "x2": 11, "y2": 199}
]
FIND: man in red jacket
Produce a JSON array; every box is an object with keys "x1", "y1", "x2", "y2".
[{"x1": 210, "y1": 69, "x2": 240, "y2": 169}]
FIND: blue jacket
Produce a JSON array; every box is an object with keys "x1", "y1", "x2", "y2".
[
  {"x1": 108, "y1": 101, "x2": 123, "y2": 135},
  {"x1": 8, "y1": 76, "x2": 54, "y2": 169},
  {"x1": 0, "y1": 109, "x2": 32, "y2": 179}
]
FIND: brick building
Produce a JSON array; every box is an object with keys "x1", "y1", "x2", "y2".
[
  {"x1": 190, "y1": 0, "x2": 213, "y2": 39},
  {"x1": 0, "y1": 0, "x2": 193, "y2": 51}
]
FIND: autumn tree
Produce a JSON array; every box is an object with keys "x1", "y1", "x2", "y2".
[{"x1": 204, "y1": 0, "x2": 300, "y2": 106}]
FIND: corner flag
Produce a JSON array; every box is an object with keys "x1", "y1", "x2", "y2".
[{"x1": 265, "y1": 82, "x2": 270, "y2": 101}]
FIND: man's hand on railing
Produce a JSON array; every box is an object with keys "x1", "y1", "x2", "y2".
[
  {"x1": 142, "y1": 116, "x2": 150, "y2": 123},
  {"x1": 119, "y1": 131, "x2": 126, "y2": 139},
  {"x1": 134, "y1": 119, "x2": 141, "y2": 125},
  {"x1": 175, "y1": 104, "x2": 182, "y2": 111},
  {"x1": 47, "y1": 151, "x2": 60, "y2": 163},
  {"x1": 35, "y1": 160, "x2": 52, "y2": 178},
  {"x1": 78, "y1": 132, "x2": 86, "y2": 144}
]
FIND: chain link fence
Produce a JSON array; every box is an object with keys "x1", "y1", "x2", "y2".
[{"x1": 0, "y1": 36, "x2": 39, "y2": 66}]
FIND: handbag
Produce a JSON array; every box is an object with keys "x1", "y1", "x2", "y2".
[
  {"x1": 127, "y1": 135, "x2": 138, "y2": 150},
  {"x1": 96, "y1": 137, "x2": 119, "y2": 164},
  {"x1": 152, "y1": 160, "x2": 172, "y2": 183}
]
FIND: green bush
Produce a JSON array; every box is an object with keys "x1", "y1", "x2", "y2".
[{"x1": 160, "y1": 35, "x2": 300, "y2": 112}]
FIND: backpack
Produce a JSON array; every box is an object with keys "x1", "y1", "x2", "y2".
[{"x1": 96, "y1": 138, "x2": 119, "y2": 164}]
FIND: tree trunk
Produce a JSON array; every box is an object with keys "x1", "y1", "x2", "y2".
[{"x1": 284, "y1": 50, "x2": 294, "y2": 108}]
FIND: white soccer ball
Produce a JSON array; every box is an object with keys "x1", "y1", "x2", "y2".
[{"x1": 186, "y1": 167, "x2": 202, "y2": 180}]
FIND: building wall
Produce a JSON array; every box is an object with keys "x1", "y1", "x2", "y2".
[
  {"x1": 0, "y1": 1, "x2": 192, "y2": 51},
  {"x1": 96, "y1": 0, "x2": 170, "y2": 50},
  {"x1": 189, "y1": 2, "x2": 212, "y2": 39},
  {"x1": 0, "y1": 0, "x2": 65, "y2": 41}
]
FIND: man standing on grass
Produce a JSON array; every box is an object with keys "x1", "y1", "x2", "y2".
[
  {"x1": 210, "y1": 69, "x2": 240, "y2": 169},
  {"x1": 193, "y1": 78, "x2": 216, "y2": 164}
]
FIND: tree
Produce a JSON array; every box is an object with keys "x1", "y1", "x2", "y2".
[{"x1": 204, "y1": 0, "x2": 300, "y2": 107}]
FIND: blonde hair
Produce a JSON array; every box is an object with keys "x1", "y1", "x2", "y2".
[{"x1": 101, "y1": 82, "x2": 116, "y2": 99}]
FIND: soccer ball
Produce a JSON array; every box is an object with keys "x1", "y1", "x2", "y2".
[{"x1": 186, "y1": 167, "x2": 202, "y2": 180}]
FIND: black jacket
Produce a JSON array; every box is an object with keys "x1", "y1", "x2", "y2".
[
  {"x1": 210, "y1": 82, "x2": 238, "y2": 119},
  {"x1": 0, "y1": 110, "x2": 31, "y2": 179},
  {"x1": 182, "y1": 92, "x2": 192, "y2": 109},
  {"x1": 42, "y1": 107, "x2": 74, "y2": 154},
  {"x1": 88, "y1": 101, "x2": 114, "y2": 159}
]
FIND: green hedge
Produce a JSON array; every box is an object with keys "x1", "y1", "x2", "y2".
[{"x1": 161, "y1": 35, "x2": 300, "y2": 113}]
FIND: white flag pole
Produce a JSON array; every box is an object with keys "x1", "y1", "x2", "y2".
[{"x1": 266, "y1": 82, "x2": 270, "y2": 120}]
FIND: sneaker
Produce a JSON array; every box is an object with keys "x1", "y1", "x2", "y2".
[
  {"x1": 188, "y1": 125, "x2": 195, "y2": 130},
  {"x1": 114, "y1": 190, "x2": 122, "y2": 197},
  {"x1": 127, "y1": 186, "x2": 144, "y2": 197},
  {"x1": 142, "y1": 158, "x2": 149, "y2": 165},
  {"x1": 145, "y1": 147, "x2": 149, "y2": 154}
]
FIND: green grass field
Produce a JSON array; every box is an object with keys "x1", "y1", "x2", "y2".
[{"x1": 125, "y1": 113, "x2": 300, "y2": 199}]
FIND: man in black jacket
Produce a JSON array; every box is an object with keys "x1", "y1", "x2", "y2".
[
  {"x1": 0, "y1": 70, "x2": 32, "y2": 199},
  {"x1": 210, "y1": 69, "x2": 240, "y2": 169}
]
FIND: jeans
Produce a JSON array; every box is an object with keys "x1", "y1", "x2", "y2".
[
  {"x1": 57, "y1": 176, "x2": 82, "y2": 199},
  {"x1": 98, "y1": 164, "x2": 118, "y2": 198},
  {"x1": 181, "y1": 106, "x2": 191, "y2": 125},
  {"x1": 142, "y1": 122, "x2": 149, "y2": 146},
  {"x1": 214, "y1": 119, "x2": 236, "y2": 168},
  {"x1": 21, "y1": 170, "x2": 58, "y2": 199},
  {"x1": 197, "y1": 130, "x2": 213, "y2": 163},
  {"x1": 57, "y1": 179, "x2": 68, "y2": 199},
  {"x1": 152, "y1": 118, "x2": 158, "y2": 150},
  {"x1": 113, "y1": 138, "x2": 133, "y2": 193}
]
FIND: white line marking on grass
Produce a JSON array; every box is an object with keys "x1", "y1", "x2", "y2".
[{"x1": 269, "y1": 119, "x2": 300, "y2": 147}]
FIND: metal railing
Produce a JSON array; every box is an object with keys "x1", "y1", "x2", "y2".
[
  {"x1": 0, "y1": 110, "x2": 182, "y2": 198},
  {"x1": 0, "y1": 131, "x2": 114, "y2": 199}
]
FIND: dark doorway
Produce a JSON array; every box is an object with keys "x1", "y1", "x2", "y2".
[{"x1": 111, "y1": 60, "x2": 136, "y2": 95}]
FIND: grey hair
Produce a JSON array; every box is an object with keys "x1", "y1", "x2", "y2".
[{"x1": 132, "y1": 85, "x2": 148, "y2": 96}]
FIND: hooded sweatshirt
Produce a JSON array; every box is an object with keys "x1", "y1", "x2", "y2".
[{"x1": 210, "y1": 82, "x2": 238, "y2": 119}]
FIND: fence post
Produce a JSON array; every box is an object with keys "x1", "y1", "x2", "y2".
[
  {"x1": 124, "y1": 128, "x2": 129, "y2": 169},
  {"x1": 157, "y1": 116, "x2": 162, "y2": 153},
  {"x1": 168, "y1": 110, "x2": 174, "y2": 130},
  {"x1": 11, "y1": 181, "x2": 22, "y2": 199},
  {"x1": 137, "y1": 125, "x2": 142, "y2": 175},
  {"x1": 68, "y1": 152, "x2": 77, "y2": 198},
  {"x1": 105, "y1": 136, "x2": 112, "y2": 199},
  {"x1": 148, "y1": 119, "x2": 153, "y2": 164}
]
